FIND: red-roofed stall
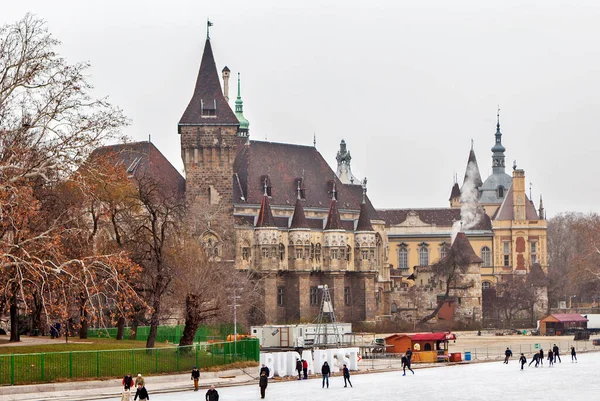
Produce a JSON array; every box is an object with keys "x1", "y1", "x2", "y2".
[
  {"x1": 539, "y1": 314, "x2": 588, "y2": 335},
  {"x1": 410, "y1": 332, "x2": 456, "y2": 363}
]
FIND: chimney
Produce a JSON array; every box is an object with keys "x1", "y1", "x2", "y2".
[
  {"x1": 512, "y1": 169, "x2": 526, "y2": 221},
  {"x1": 222, "y1": 66, "x2": 231, "y2": 102}
]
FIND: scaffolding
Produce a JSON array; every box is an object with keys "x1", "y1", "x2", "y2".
[{"x1": 313, "y1": 284, "x2": 342, "y2": 347}]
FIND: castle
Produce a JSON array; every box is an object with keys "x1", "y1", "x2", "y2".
[{"x1": 104, "y1": 33, "x2": 548, "y2": 326}]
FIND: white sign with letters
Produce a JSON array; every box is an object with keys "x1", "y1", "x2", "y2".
[{"x1": 259, "y1": 348, "x2": 360, "y2": 378}]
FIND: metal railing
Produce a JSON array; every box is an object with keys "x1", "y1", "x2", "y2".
[{"x1": 0, "y1": 339, "x2": 259, "y2": 386}]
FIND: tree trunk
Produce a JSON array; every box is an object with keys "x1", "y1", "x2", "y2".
[
  {"x1": 79, "y1": 293, "x2": 88, "y2": 339},
  {"x1": 179, "y1": 294, "x2": 201, "y2": 347},
  {"x1": 116, "y1": 316, "x2": 125, "y2": 340},
  {"x1": 129, "y1": 318, "x2": 138, "y2": 340},
  {"x1": 145, "y1": 299, "x2": 161, "y2": 349},
  {"x1": 9, "y1": 300, "x2": 20, "y2": 342}
]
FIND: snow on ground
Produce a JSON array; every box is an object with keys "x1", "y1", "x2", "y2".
[{"x1": 140, "y1": 354, "x2": 600, "y2": 401}]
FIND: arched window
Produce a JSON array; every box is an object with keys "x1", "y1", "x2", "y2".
[
  {"x1": 375, "y1": 234, "x2": 382, "y2": 266},
  {"x1": 482, "y1": 281, "x2": 491, "y2": 290},
  {"x1": 439, "y1": 243, "x2": 449, "y2": 260},
  {"x1": 202, "y1": 233, "x2": 220, "y2": 259},
  {"x1": 310, "y1": 243, "x2": 315, "y2": 260},
  {"x1": 481, "y1": 246, "x2": 491, "y2": 267},
  {"x1": 419, "y1": 246, "x2": 429, "y2": 266},
  {"x1": 279, "y1": 243, "x2": 285, "y2": 261},
  {"x1": 497, "y1": 186, "x2": 505, "y2": 198},
  {"x1": 391, "y1": 302, "x2": 398, "y2": 313},
  {"x1": 398, "y1": 246, "x2": 408, "y2": 269},
  {"x1": 424, "y1": 343, "x2": 432, "y2": 351},
  {"x1": 315, "y1": 244, "x2": 322, "y2": 262}
]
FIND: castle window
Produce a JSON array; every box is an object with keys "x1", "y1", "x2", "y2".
[
  {"x1": 344, "y1": 287, "x2": 351, "y2": 306},
  {"x1": 530, "y1": 241, "x2": 538, "y2": 264},
  {"x1": 346, "y1": 245, "x2": 351, "y2": 261},
  {"x1": 279, "y1": 243, "x2": 285, "y2": 261},
  {"x1": 202, "y1": 233, "x2": 220, "y2": 259},
  {"x1": 296, "y1": 248, "x2": 303, "y2": 259},
  {"x1": 398, "y1": 246, "x2": 408, "y2": 269},
  {"x1": 200, "y1": 99, "x2": 217, "y2": 117},
  {"x1": 277, "y1": 287, "x2": 285, "y2": 306},
  {"x1": 391, "y1": 302, "x2": 398, "y2": 313},
  {"x1": 242, "y1": 247, "x2": 250, "y2": 261},
  {"x1": 482, "y1": 281, "x2": 491, "y2": 290},
  {"x1": 310, "y1": 287, "x2": 318, "y2": 306},
  {"x1": 270, "y1": 247, "x2": 277, "y2": 258},
  {"x1": 262, "y1": 247, "x2": 269, "y2": 258},
  {"x1": 481, "y1": 246, "x2": 491, "y2": 267},
  {"x1": 419, "y1": 245, "x2": 429, "y2": 266},
  {"x1": 361, "y1": 250, "x2": 369, "y2": 260},
  {"x1": 340, "y1": 247, "x2": 345, "y2": 260},
  {"x1": 497, "y1": 186, "x2": 505, "y2": 198},
  {"x1": 304, "y1": 246, "x2": 310, "y2": 259},
  {"x1": 458, "y1": 297, "x2": 462, "y2": 305},
  {"x1": 331, "y1": 248, "x2": 339, "y2": 260},
  {"x1": 310, "y1": 243, "x2": 315, "y2": 260},
  {"x1": 439, "y1": 243, "x2": 449, "y2": 260},
  {"x1": 315, "y1": 244, "x2": 322, "y2": 262},
  {"x1": 503, "y1": 242, "x2": 511, "y2": 266}
]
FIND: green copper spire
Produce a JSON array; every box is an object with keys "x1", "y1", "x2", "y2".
[{"x1": 235, "y1": 73, "x2": 249, "y2": 137}]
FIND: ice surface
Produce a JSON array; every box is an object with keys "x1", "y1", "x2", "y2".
[{"x1": 135, "y1": 354, "x2": 600, "y2": 401}]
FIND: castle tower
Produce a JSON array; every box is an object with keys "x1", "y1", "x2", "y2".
[
  {"x1": 234, "y1": 73, "x2": 250, "y2": 139},
  {"x1": 179, "y1": 37, "x2": 240, "y2": 254},
  {"x1": 323, "y1": 182, "x2": 347, "y2": 271},
  {"x1": 463, "y1": 143, "x2": 483, "y2": 190},
  {"x1": 512, "y1": 169, "x2": 526, "y2": 222},
  {"x1": 336, "y1": 140, "x2": 360, "y2": 184},
  {"x1": 355, "y1": 183, "x2": 376, "y2": 271},
  {"x1": 538, "y1": 195, "x2": 545, "y2": 220},
  {"x1": 222, "y1": 66, "x2": 230, "y2": 102},
  {"x1": 288, "y1": 184, "x2": 311, "y2": 271},
  {"x1": 449, "y1": 182, "x2": 461, "y2": 208},
  {"x1": 254, "y1": 185, "x2": 280, "y2": 271},
  {"x1": 491, "y1": 113, "x2": 506, "y2": 174}
]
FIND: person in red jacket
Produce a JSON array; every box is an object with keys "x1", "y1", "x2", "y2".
[
  {"x1": 122, "y1": 373, "x2": 134, "y2": 390},
  {"x1": 302, "y1": 359, "x2": 308, "y2": 379}
]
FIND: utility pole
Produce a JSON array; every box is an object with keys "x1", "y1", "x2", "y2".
[{"x1": 231, "y1": 286, "x2": 242, "y2": 360}]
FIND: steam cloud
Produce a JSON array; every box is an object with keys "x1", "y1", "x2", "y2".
[{"x1": 451, "y1": 161, "x2": 484, "y2": 243}]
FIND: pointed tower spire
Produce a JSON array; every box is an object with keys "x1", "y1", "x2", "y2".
[
  {"x1": 538, "y1": 194, "x2": 545, "y2": 220},
  {"x1": 290, "y1": 183, "x2": 309, "y2": 229},
  {"x1": 463, "y1": 145, "x2": 483, "y2": 190},
  {"x1": 356, "y1": 178, "x2": 374, "y2": 231},
  {"x1": 336, "y1": 139, "x2": 359, "y2": 184},
  {"x1": 234, "y1": 73, "x2": 249, "y2": 138},
  {"x1": 449, "y1": 182, "x2": 461, "y2": 206},
  {"x1": 325, "y1": 180, "x2": 343, "y2": 230},
  {"x1": 491, "y1": 106, "x2": 506, "y2": 173},
  {"x1": 256, "y1": 182, "x2": 276, "y2": 227}
]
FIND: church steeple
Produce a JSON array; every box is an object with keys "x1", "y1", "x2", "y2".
[
  {"x1": 234, "y1": 73, "x2": 249, "y2": 138},
  {"x1": 491, "y1": 109, "x2": 507, "y2": 174},
  {"x1": 336, "y1": 139, "x2": 360, "y2": 185},
  {"x1": 463, "y1": 142, "x2": 483, "y2": 190}
]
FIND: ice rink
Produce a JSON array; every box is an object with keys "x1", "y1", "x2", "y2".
[{"x1": 135, "y1": 353, "x2": 600, "y2": 401}]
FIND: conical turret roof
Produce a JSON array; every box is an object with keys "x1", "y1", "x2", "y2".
[
  {"x1": 325, "y1": 199, "x2": 344, "y2": 230},
  {"x1": 179, "y1": 40, "x2": 239, "y2": 127},
  {"x1": 256, "y1": 194, "x2": 276, "y2": 228},
  {"x1": 449, "y1": 182, "x2": 461, "y2": 201},
  {"x1": 356, "y1": 202, "x2": 374, "y2": 231},
  {"x1": 462, "y1": 149, "x2": 483, "y2": 189},
  {"x1": 290, "y1": 198, "x2": 309, "y2": 229},
  {"x1": 451, "y1": 232, "x2": 483, "y2": 264}
]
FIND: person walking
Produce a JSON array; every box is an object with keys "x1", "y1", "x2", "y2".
[
  {"x1": 321, "y1": 361, "x2": 331, "y2": 388},
  {"x1": 260, "y1": 364, "x2": 270, "y2": 377},
  {"x1": 133, "y1": 383, "x2": 149, "y2": 401},
  {"x1": 538, "y1": 349, "x2": 544, "y2": 366},
  {"x1": 123, "y1": 373, "x2": 134, "y2": 390},
  {"x1": 259, "y1": 371, "x2": 268, "y2": 399},
  {"x1": 206, "y1": 384, "x2": 219, "y2": 401},
  {"x1": 528, "y1": 353, "x2": 539, "y2": 367},
  {"x1": 547, "y1": 350, "x2": 554, "y2": 366},
  {"x1": 402, "y1": 354, "x2": 414, "y2": 375},
  {"x1": 571, "y1": 346, "x2": 577, "y2": 362},
  {"x1": 519, "y1": 353, "x2": 527, "y2": 370},
  {"x1": 504, "y1": 347, "x2": 513, "y2": 364},
  {"x1": 296, "y1": 358, "x2": 303, "y2": 380},
  {"x1": 191, "y1": 366, "x2": 200, "y2": 391},
  {"x1": 342, "y1": 364, "x2": 352, "y2": 387},
  {"x1": 552, "y1": 344, "x2": 561, "y2": 363},
  {"x1": 302, "y1": 359, "x2": 308, "y2": 379},
  {"x1": 135, "y1": 373, "x2": 145, "y2": 387},
  {"x1": 406, "y1": 348, "x2": 413, "y2": 362}
]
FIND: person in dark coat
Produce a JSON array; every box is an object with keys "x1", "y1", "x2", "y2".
[
  {"x1": 342, "y1": 364, "x2": 352, "y2": 387},
  {"x1": 259, "y1": 372, "x2": 268, "y2": 399},
  {"x1": 191, "y1": 366, "x2": 200, "y2": 391},
  {"x1": 552, "y1": 344, "x2": 561, "y2": 363},
  {"x1": 296, "y1": 358, "x2": 303, "y2": 380},
  {"x1": 321, "y1": 361, "x2": 331, "y2": 388},
  {"x1": 406, "y1": 348, "x2": 413, "y2": 361},
  {"x1": 571, "y1": 346, "x2": 577, "y2": 362},
  {"x1": 519, "y1": 353, "x2": 527, "y2": 370},
  {"x1": 504, "y1": 347, "x2": 513, "y2": 364},
  {"x1": 206, "y1": 385, "x2": 219, "y2": 401},
  {"x1": 547, "y1": 350, "x2": 554, "y2": 366},
  {"x1": 260, "y1": 364, "x2": 270, "y2": 377},
  {"x1": 122, "y1": 373, "x2": 134, "y2": 390},
  {"x1": 528, "y1": 353, "x2": 539, "y2": 367},
  {"x1": 401, "y1": 354, "x2": 414, "y2": 375},
  {"x1": 133, "y1": 384, "x2": 149, "y2": 401},
  {"x1": 302, "y1": 359, "x2": 308, "y2": 379},
  {"x1": 539, "y1": 349, "x2": 544, "y2": 366}
]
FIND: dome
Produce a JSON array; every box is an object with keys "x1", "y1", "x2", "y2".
[{"x1": 479, "y1": 172, "x2": 512, "y2": 204}]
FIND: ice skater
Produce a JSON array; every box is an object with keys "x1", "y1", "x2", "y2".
[
  {"x1": 321, "y1": 361, "x2": 330, "y2": 388},
  {"x1": 552, "y1": 344, "x2": 561, "y2": 363},
  {"x1": 191, "y1": 366, "x2": 200, "y2": 391},
  {"x1": 122, "y1": 373, "x2": 134, "y2": 390},
  {"x1": 259, "y1": 371, "x2": 268, "y2": 399},
  {"x1": 342, "y1": 364, "x2": 352, "y2": 387},
  {"x1": 406, "y1": 347, "x2": 413, "y2": 362},
  {"x1": 302, "y1": 359, "x2": 308, "y2": 379},
  {"x1": 133, "y1": 383, "x2": 149, "y2": 401},
  {"x1": 206, "y1": 384, "x2": 219, "y2": 401},
  {"x1": 571, "y1": 346, "x2": 577, "y2": 362},
  {"x1": 519, "y1": 353, "x2": 527, "y2": 370},
  {"x1": 504, "y1": 347, "x2": 513, "y2": 364},
  {"x1": 547, "y1": 350, "x2": 554, "y2": 366},
  {"x1": 528, "y1": 352, "x2": 540, "y2": 367},
  {"x1": 539, "y1": 349, "x2": 544, "y2": 366},
  {"x1": 296, "y1": 358, "x2": 303, "y2": 380},
  {"x1": 402, "y1": 354, "x2": 414, "y2": 375},
  {"x1": 260, "y1": 364, "x2": 270, "y2": 377}
]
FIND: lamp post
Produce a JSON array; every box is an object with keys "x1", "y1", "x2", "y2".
[{"x1": 230, "y1": 286, "x2": 242, "y2": 360}]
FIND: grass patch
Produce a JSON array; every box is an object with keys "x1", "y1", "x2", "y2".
[{"x1": 0, "y1": 338, "x2": 171, "y2": 355}]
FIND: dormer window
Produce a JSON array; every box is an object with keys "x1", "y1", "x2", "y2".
[
  {"x1": 200, "y1": 99, "x2": 217, "y2": 118},
  {"x1": 497, "y1": 185, "x2": 505, "y2": 198}
]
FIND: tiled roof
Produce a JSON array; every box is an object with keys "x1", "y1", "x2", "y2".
[
  {"x1": 450, "y1": 232, "x2": 483, "y2": 264},
  {"x1": 325, "y1": 199, "x2": 344, "y2": 230},
  {"x1": 178, "y1": 40, "x2": 239, "y2": 127},
  {"x1": 233, "y1": 140, "x2": 371, "y2": 211},
  {"x1": 356, "y1": 203, "x2": 374, "y2": 231},
  {"x1": 494, "y1": 186, "x2": 539, "y2": 221},
  {"x1": 89, "y1": 141, "x2": 185, "y2": 197},
  {"x1": 377, "y1": 208, "x2": 492, "y2": 230},
  {"x1": 344, "y1": 183, "x2": 379, "y2": 220},
  {"x1": 290, "y1": 198, "x2": 309, "y2": 229},
  {"x1": 256, "y1": 195, "x2": 276, "y2": 227},
  {"x1": 449, "y1": 183, "x2": 461, "y2": 201}
]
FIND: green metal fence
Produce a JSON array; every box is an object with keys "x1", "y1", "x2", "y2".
[
  {"x1": 87, "y1": 324, "x2": 241, "y2": 344},
  {"x1": 0, "y1": 338, "x2": 259, "y2": 386}
]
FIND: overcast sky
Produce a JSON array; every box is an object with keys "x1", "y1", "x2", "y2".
[{"x1": 4, "y1": 1, "x2": 599, "y2": 216}]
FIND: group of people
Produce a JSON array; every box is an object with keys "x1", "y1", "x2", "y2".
[
  {"x1": 120, "y1": 373, "x2": 149, "y2": 401},
  {"x1": 508, "y1": 344, "x2": 578, "y2": 370}
]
